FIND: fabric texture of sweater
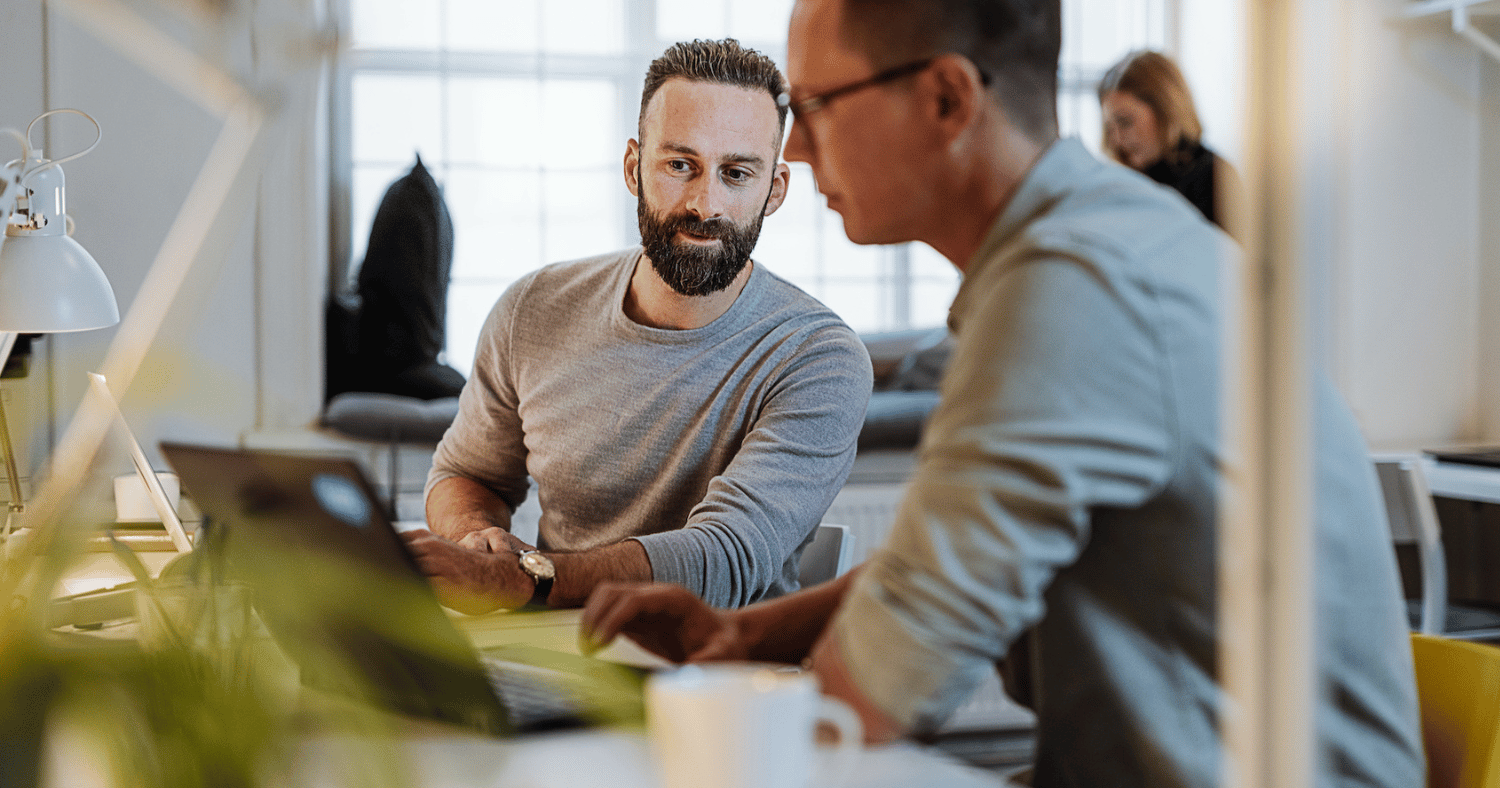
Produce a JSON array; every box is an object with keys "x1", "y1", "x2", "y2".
[{"x1": 428, "y1": 249, "x2": 872, "y2": 607}]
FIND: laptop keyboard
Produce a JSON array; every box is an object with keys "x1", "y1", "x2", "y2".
[{"x1": 483, "y1": 656, "x2": 590, "y2": 732}]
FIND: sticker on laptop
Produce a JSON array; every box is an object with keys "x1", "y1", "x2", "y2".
[{"x1": 312, "y1": 473, "x2": 371, "y2": 528}]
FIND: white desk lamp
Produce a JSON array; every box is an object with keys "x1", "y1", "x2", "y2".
[{"x1": 0, "y1": 110, "x2": 120, "y2": 536}]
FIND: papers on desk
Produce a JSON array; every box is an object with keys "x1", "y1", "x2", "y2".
[{"x1": 456, "y1": 608, "x2": 673, "y2": 670}]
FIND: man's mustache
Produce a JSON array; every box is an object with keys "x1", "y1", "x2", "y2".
[{"x1": 658, "y1": 213, "x2": 735, "y2": 239}]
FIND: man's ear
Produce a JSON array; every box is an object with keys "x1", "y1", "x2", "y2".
[
  {"x1": 926, "y1": 55, "x2": 984, "y2": 141},
  {"x1": 763, "y1": 162, "x2": 791, "y2": 216},
  {"x1": 624, "y1": 139, "x2": 641, "y2": 197}
]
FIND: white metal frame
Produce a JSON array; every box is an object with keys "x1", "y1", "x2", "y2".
[
  {"x1": 1400, "y1": 0, "x2": 1500, "y2": 65},
  {"x1": 1374, "y1": 455, "x2": 1449, "y2": 635}
]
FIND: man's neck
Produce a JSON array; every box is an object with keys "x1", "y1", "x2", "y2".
[
  {"x1": 924, "y1": 127, "x2": 1054, "y2": 272},
  {"x1": 623, "y1": 255, "x2": 754, "y2": 330}
]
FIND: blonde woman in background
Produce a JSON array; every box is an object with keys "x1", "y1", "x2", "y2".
[{"x1": 1099, "y1": 50, "x2": 1241, "y2": 238}]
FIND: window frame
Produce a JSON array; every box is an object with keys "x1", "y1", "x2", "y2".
[{"x1": 330, "y1": 0, "x2": 1176, "y2": 370}]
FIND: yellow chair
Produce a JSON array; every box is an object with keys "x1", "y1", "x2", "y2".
[{"x1": 1412, "y1": 633, "x2": 1500, "y2": 787}]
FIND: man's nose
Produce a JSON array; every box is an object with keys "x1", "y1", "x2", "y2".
[
  {"x1": 684, "y1": 175, "x2": 727, "y2": 220},
  {"x1": 785, "y1": 118, "x2": 814, "y2": 165}
]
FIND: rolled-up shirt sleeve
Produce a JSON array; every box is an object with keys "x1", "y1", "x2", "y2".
[{"x1": 828, "y1": 253, "x2": 1176, "y2": 729}]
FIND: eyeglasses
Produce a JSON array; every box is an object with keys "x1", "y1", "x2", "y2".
[
  {"x1": 777, "y1": 57, "x2": 990, "y2": 154},
  {"x1": 777, "y1": 57, "x2": 937, "y2": 119}
]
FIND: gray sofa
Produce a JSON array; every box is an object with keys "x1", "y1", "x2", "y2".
[
  {"x1": 857, "y1": 327, "x2": 951, "y2": 451},
  {"x1": 322, "y1": 326, "x2": 954, "y2": 453}
]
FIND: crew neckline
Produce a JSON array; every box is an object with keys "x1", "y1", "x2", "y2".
[{"x1": 611, "y1": 247, "x2": 767, "y2": 344}]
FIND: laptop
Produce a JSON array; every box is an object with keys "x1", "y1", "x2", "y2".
[
  {"x1": 88, "y1": 372, "x2": 193, "y2": 552},
  {"x1": 157, "y1": 441, "x2": 644, "y2": 736}
]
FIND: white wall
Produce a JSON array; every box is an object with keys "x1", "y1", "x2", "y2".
[
  {"x1": 1177, "y1": 0, "x2": 1246, "y2": 165},
  {"x1": 1184, "y1": 0, "x2": 1500, "y2": 449},
  {"x1": 1340, "y1": 2, "x2": 1494, "y2": 447},
  {"x1": 2, "y1": 0, "x2": 327, "y2": 492},
  {"x1": 1477, "y1": 29, "x2": 1500, "y2": 439}
]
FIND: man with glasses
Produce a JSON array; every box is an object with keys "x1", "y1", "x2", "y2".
[
  {"x1": 403, "y1": 38, "x2": 871, "y2": 614},
  {"x1": 583, "y1": 1, "x2": 1422, "y2": 785}
]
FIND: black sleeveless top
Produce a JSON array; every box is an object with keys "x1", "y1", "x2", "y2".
[{"x1": 1143, "y1": 141, "x2": 1231, "y2": 231}]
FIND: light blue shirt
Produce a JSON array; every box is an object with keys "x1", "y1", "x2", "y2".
[{"x1": 829, "y1": 139, "x2": 1422, "y2": 788}]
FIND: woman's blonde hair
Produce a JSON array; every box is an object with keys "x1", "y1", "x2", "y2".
[{"x1": 1097, "y1": 50, "x2": 1202, "y2": 165}]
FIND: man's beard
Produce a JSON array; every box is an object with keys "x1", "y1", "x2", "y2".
[{"x1": 637, "y1": 176, "x2": 767, "y2": 297}]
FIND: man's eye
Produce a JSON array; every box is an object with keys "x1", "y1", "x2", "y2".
[
  {"x1": 725, "y1": 168, "x2": 751, "y2": 182},
  {"x1": 668, "y1": 160, "x2": 692, "y2": 172}
]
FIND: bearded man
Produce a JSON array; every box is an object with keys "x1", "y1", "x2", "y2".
[{"x1": 403, "y1": 39, "x2": 872, "y2": 613}]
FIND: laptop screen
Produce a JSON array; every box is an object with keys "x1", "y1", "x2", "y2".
[{"x1": 158, "y1": 441, "x2": 511, "y2": 734}]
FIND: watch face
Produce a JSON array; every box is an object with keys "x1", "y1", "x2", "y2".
[{"x1": 519, "y1": 551, "x2": 555, "y2": 581}]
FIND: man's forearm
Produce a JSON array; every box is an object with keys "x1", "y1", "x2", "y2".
[
  {"x1": 545, "y1": 539, "x2": 653, "y2": 607},
  {"x1": 733, "y1": 565, "x2": 863, "y2": 663},
  {"x1": 425, "y1": 476, "x2": 514, "y2": 541},
  {"x1": 810, "y1": 627, "x2": 906, "y2": 744}
]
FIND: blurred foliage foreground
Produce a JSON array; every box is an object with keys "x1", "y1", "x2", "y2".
[
  {"x1": 0, "y1": 517, "x2": 642, "y2": 788},
  {"x1": 0, "y1": 521, "x2": 413, "y2": 788}
]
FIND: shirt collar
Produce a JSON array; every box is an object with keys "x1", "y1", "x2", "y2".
[{"x1": 949, "y1": 138, "x2": 1095, "y2": 332}]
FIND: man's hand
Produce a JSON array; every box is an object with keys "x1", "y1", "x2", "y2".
[
  {"x1": 457, "y1": 526, "x2": 535, "y2": 554},
  {"x1": 580, "y1": 582, "x2": 750, "y2": 663},
  {"x1": 400, "y1": 529, "x2": 532, "y2": 614}
]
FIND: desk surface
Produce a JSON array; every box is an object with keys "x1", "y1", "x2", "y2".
[
  {"x1": 42, "y1": 533, "x2": 1018, "y2": 787},
  {"x1": 286, "y1": 729, "x2": 1013, "y2": 788},
  {"x1": 1373, "y1": 450, "x2": 1500, "y2": 505},
  {"x1": 1421, "y1": 456, "x2": 1500, "y2": 505},
  {"x1": 41, "y1": 606, "x2": 1011, "y2": 788}
]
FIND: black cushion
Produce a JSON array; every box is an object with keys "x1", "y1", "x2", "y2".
[{"x1": 334, "y1": 156, "x2": 466, "y2": 401}]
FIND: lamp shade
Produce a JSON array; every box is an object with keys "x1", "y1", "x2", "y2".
[{"x1": 0, "y1": 233, "x2": 120, "y2": 332}]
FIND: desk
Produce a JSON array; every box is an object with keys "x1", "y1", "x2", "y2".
[
  {"x1": 1419, "y1": 456, "x2": 1500, "y2": 505},
  {"x1": 1370, "y1": 449, "x2": 1500, "y2": 505},
  {"x1": 286, "y1": 729, "x2": 1014, "y2": 788},
  {"x1": 40, "y1": 606, "x2": 1012, "y2": 788}
]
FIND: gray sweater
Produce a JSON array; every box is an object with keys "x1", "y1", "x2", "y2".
[{"x1": 427, "y1": 249, "x2": 872, "y2": 606}]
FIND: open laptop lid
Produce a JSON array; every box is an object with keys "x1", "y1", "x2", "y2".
[
  {"x1": 87, "y1": 373, "x2": 192, "y2": 552},
  {"x1": 158, "y1": 441, "x2": 511, "y2": 735}
]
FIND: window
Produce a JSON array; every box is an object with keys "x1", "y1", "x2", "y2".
[{"x1": 337, "y1": 0, "x2": 1170, "y2": 374}]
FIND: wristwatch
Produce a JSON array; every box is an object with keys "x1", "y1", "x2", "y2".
[{"x1": 516, "y1": 550, "x2": 555, "y2": 609}]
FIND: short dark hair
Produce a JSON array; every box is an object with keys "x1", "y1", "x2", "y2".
[
  {"x1": 838, "y1": 0, "x2": 1061, "y2": 139},
  {"x1": 639, "y1": 39, "x2": 790, "y2": 146}
]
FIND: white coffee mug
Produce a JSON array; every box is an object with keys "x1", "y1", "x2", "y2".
[
  {"x1": 647, "y1": 662, "x2": 862, "y2": 788},
  {"x1": 114, "y1": 472, "x2": 180, "y2": 522}
]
